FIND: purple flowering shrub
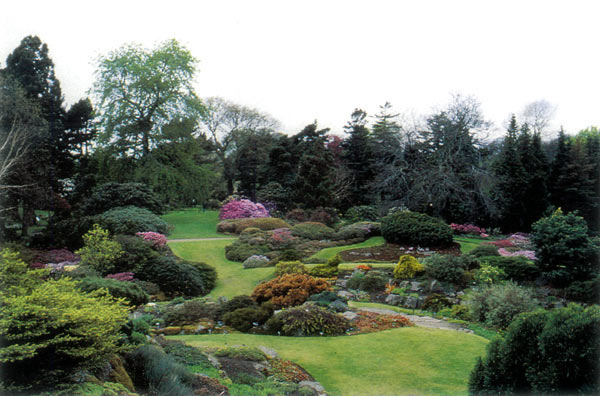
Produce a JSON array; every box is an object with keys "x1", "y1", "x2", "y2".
[
  {"x1": 105, "y1": 272, "x2": 136, "y2": 282},
  {"x1": 136, "y1": 231, "x2": 167, "y2": 248},
  {"x1": 450, "y1": 223, "x2": 488, "y2": 237},
  {"x1": 36, "y1": 248, "x2": 80, "y2": 264},
  {"x1": 219, "y1": 199, "x2": 269, "y2": 220},
  {"x1": 498, "y1": 248, "x2": 537, "y2": 260}
]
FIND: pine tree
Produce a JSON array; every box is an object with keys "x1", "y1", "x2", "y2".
[{"x1": 341, "y1": 109, "x2": 374, "y2": 206}]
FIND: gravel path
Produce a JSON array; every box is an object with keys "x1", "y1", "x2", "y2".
[
  {"x1": 357, "y1": 307, "x2": 473, "y2": 333},
  {"x1": 168, "y1": 237, "x2": 236, "y2": 242}
]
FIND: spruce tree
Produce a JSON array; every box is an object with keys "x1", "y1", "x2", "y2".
[
  {"x1": 518, "y1": 124, "x2": 549, "y2": 228},
  {"x1": 341, "y1": 109, "x2": 374, "y2": 206}
]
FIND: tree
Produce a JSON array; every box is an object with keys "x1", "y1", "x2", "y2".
[
  {"x1": 92, "y1": 39, "x2": 202, "y2": 158},
  {"x1": 520, "y1": 99, "x2": 556, "y2": 137},
  {"x1": 198, "y1": 96, "x2": 279, "y2": 195},
  {"x1": 64, "y1": 98, "x2": 96, "y2": 157},
  {"x1": 341, "y1": 109, "x2": 375, "y2": 206}
]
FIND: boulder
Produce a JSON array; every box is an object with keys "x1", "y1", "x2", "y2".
[
  {"x1": 398, "y1": 281, "x2": 410, "y2": 289},
  {"x1": 342, "y1": 311, "x2": 359, "y2": 321},
  {"x1": 428, "y1": 280, "x2": 444, "y2": 293},
  {"x1": 108, "y1": 355, "x2": 135, "y2": 392},
  {"x1": 299, "y1": 381, "x2": 326, "y2": 395},
  {"x1": 385, "y1": 294, "x2": 404, "y2": 306},
  {"x1": 258, "y1": 346, "x2": 279, "y2": 358},
  {"x1": 409, "y1": 281, "x2": 422, "y2": 292},
  {"x1": 337, "y1": 290, "x2": 354, "y2": 299},
  {"x1": 403, "y1": 296, "x2": 418, "y2": 309}
]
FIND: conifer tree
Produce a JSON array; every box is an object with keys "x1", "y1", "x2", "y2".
[{"x1": 341, "y1": 109, "x2": 374, "y2": 206}]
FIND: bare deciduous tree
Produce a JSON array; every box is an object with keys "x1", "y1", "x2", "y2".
[{"x1": 521, "y1": 99, "x2": 557, "y2": 137}]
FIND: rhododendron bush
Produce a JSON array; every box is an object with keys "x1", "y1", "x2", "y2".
[
  {"x1": 136, "y1": 231, "x2": 167, "y2": 248},
  {"x1": 498, "y1": 248, "x2": 537, "y2": 260},
  {"x1": 219, "y1": 199, "x2": 269, "y2": 220},
  {"x1": 450, "y1": 223, "x2": 487, "y2": 236}
]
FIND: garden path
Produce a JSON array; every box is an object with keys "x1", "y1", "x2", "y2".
[{"x1": 357, "y1": 307, "x2": 473, "y2": 333}]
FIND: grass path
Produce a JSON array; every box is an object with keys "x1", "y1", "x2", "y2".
[
  {"x1": 163, "y1": 210, "x2": 230, "y2": 239},
  {"x1": 173, "y1": 328, "x2": 488, "y2": 396},
  {"x1": 307, "y1": 236, "x2": 385, "y2": 261},
  {"x1": 169, "y1": 239, "x2": 275, "y2": 299}
]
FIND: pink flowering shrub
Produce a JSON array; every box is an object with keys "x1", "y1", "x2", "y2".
[
  {"x1": 105, "y1": 272, "x2": 136, "y2": 282},
  {"x1": 36, "y1": 248, "x2": 80, "y2": 264},
  {"x1": 136, "y1": 231, "x2": 167, "y2": 248},
  {"x1": 450, "y1": 223, "x2": 487, "y2": 236},
  {"x1": 508, "y1": 233, "x2": 532, "y2": 249},
  {"x1": 269, "y1": 228, "x2": 297, "y2": 248},
  {"x1": 219, "y1": 199, "x2": 269, "y2": 220},
  {"x1": 486, "y1": 239, "x2": 515, "y2": 248},
  {"x1": 498, "y1": 248, "x2": 537, "y2": 261}
]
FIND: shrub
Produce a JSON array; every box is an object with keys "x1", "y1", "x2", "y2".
[
  {"x1": 0, "y1": 276, "x2": 129, "y2": 388},
  {"x1": 465, "y1": 282, "x2": 539, "y2": 329},
  {"x1": 164, "y1": 300, "x2": 218, "y2": 326},
  {"x1": 479, "y1": 256, "x2": 539, "y2": 282},
  {"x1": 307, "y1": 290, "x2": 344, "y2": 308},
  {"x1": 105, "y1": 271, "x2": 135, "y2": 282},
  {"x1": 285, "y1": 208, "x2": 307, "y2": 223},
  {"x1": 277, "y1": 248, "x2": 303, "y2": 261},
  {"x1": 423, "y1": 254, "x2": 472, "y2": 285},
  {"x1": 291, "y1": 222, "x2": 336, "y2": 240},
  {"x1": 394, "y1": 255, "x2": 424, "y2": 279},
  {"x1": 267, "y1": 305, "x2": 350, "y2": 336},
  {"x1": 309, "y1": 265, "x2": 338, "y2": 278},
  {"x1": 219, "y1": 199, "x2": 269, "y2": 220},
  {"x1": 184, "y1": 260, "x2": 217, "y2": 292},
  {"x1": 275, "y1": 260, "x2": 307, "y2": 276},
  {"x1": 125, "y1": 345, "x2": 194, "y2": 396},
  {"x1": 381, "y1": 211, "x2": 453, "y2": 247},
  {"x1": 473, "y1": 264, "x2": 506, "y2": 285},
  {"x1": 327, "y1": 254, "x2": 342, "y2": 267},
  {"x1": 96, "y1": 206, "x2": 170, "y2": 235},
  {"x1": 422, "y1": 293, "x2": 451, "y2": 313},
  {"x1": 217, "y1": 218, "x2": 290, "y2": 235},
  {"x1": 112, "y1": 234, "x2": 159, "y2": 274},
  {"x1": 468, "y1": 244, "x2": 500, "y2": 258},
  {"x1": 336, "y1": 221, "x2": 381, "y2": 241},
  {"x1": 450, "y1": 223, "x2": 486, "y2": 235},
  {"x1": 269, "y1": 227, "x2": 297, "y2": 249},
  {"x1": 77, "y1": 276, "x2": 149, "y2": 306},
  {"x1": 252, "y1": 274, "x2": 330, "y2": 309},
  {"x1": 531, "y1": 209, "x2": 599, "y2": 284},
  {"x1": 81, "y1": 182, "x2": 166, "y2": 215},
  {"x1": 344, "y1": 205, "x2": 379, "y2": 223},
  {"x1": 213, "y1": 346, "x2": 267, "y2": 362},
  {"x1": 469, "y1": 304, "x2": 600, "y2": 395},
  {"x1": 347, "y1": 270, "x2": 388, "y2": 292},
  {"x1": 137, "y1": 256, "x2": 215, "y2": 297},
  {"x1": 223, "y1": 305, "x2": 274, "y2": 332},
  {"x1": 219, "y1": 295, "x2": 257, "y2": 317},
  {"x1": 498, "y1": 248, "x2": 537, "y2": 261},
  {"x1": 243, "y1": 255, "x2": 271, "y2": 269},
  {"x1": 76, "y1": 224, "x2": 123, "y2": 275},
  {"x1": 135, "y1": 231, "x2": 167, "y2": 248},
  {"x1": 563, "y1": 278, "x2": 600, "y2": 304},
  {"x1": 36, "y1": 248, "x2": 80, "y2": 264},
  {"x1": 450, "y1": 304, "x2": 471, "y2": 320},
  {"x1": 225, "y1": 241, "x2": 270, "y2": 262}
]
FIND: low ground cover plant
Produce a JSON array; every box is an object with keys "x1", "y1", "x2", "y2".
[
  {"x1": 217, "y1": 217, "x2": 290, "y2": 234},
  {"x1": 291, "y1": 221, "x2": 336, "y2": 240},
  {"x1": 266, "y1": 305, "x2": 350, "y2": 336}
]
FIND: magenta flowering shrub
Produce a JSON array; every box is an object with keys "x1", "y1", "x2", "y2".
[
  {"x1": 105, "y1": 272, "x2": 136, "y2": 282},
  {"x1": 450, "y1": 223, "x2": 487, "y2": 236},
  {"x1": 269, "y1": 228, "x2": 297, "y2": 248},
  {"x1": 36, "y1": 248, "x2": 80, "y2": 264},
  {"x1": 136, "y1": 231, "x2": 167, "y2": 248},
  {"x1": 486, "y1": 239, "x2": 516, "y2": 248},
  {"x1": 498, "y1": 248, "x2": 537, "y2": 261},
  {"x1": 219, "y1": 199, "x2": 269, "y2": 220}
]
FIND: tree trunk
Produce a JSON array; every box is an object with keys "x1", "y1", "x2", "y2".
[{"x1": 21, "y1": 204, "x2": 35, "y2": 237}]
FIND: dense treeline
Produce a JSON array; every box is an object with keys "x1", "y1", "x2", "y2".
[{"x1": 1, "y1": 36, "x2": 598, "y2": 241}]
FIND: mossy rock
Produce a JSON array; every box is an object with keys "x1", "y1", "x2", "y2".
[{"x1": 109, "y1": 355, "x2": 135, "y2": 392}]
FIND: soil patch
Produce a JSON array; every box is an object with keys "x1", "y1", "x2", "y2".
[{"x1": 340, "y1": 242, "x2": 461, "y2": 262}]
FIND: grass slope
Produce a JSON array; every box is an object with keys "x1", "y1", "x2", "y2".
[
  {"x1": 163, "y1": 209, "x2": 229, "y2": 239},
  {"x1": 307, "y1": 236, "x2": 385, "y2": 261},
  {"x1": 169, "y1": 240, "x2": 274, "y2": 299},
  {"x1": 173, "y1": 328, "x2": 488, "y2": 396},
  {"x1": 455, "y1": 236, "x2": 486, "y2": 253}
]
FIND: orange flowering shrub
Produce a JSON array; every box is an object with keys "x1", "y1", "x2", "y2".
[
  {"x1": 252, "y1": 274, "x2": 330, "y2": 309},
  {"x1": 356, "y1": 264, "x2": 373, "y2": 271}
]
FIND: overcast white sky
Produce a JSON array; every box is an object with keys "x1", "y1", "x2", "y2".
[{"x1": 2, "y1": 0, "x2": 598, "y2": 138}]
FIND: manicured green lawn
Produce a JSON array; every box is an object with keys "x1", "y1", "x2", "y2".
[
  {"x1": 307, "y1": 236, "x2": 385, "y2": 261},
  {"x1": 455, "y1": 236, "x2": 486, "y2": 253},
  {"x1": 163, "y1": 209, "x2": 228, "y2": 239},
  {"x1": 169, "y1": 240, "x2": 275, "y2": 299},
  {"x1": 172, "y1": 327, "x2": 488, "y2": 396}
]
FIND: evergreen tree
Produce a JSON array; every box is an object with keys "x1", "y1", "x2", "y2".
[
  {"x1": 293, "y1": 122, "x2": 335, "y2": 209},
  {"x1": 493, "y1": 115, "x2": 528, "y2": 230},
  {"x1": 341, "y1": 109, "x2": 374, "y2": 206}
]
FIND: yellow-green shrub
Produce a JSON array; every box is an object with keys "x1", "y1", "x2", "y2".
[{"x1": 393, "y1": 255, "x2": 424, "y2": 279}]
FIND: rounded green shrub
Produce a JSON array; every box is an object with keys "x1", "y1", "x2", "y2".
[
  {"x1": 336, "y1": 221, "x2": 381, "y2": 241},
  {"x1": 82, "y1": 182, "x2": 166, "y2": 215},
  {"x1": 219, "y1": 295, "x2": 257, "y2": 316},
  {"x1": 225, "y1": 242, "x2": 270, "y2": 262},
  {"x1": 137, "y1": 256, "x2": 216, "y2": 297},
  {"x1": 96, "y1": 206, "x2": 170, "y2": 236},
  {"x1": 381, "y1": 211, "x2": 453, "y2": 247},
  {"x1": 308, "y1": 265, "x2": 338, "y2": 278},
  {"x1": 423, "y1": 254, "x2": 472, "y2": 284},
  {"x1": 394, "y1": 255, "x2": 424, "y2": 279},
  {"x1": 275, "y1": 260, "x2": 307, "y2": 276},
  {"x1": 291, "y1": 222, "x2": 335, "y2": 240},
  {"x1": 468, "y1": 244, "x2": 500, "y2": 258},
  {"x1": 164, "y1": 300, "x2": 218, "y2": 326},
  {"x1": 222, "y1": 305, "x2": 273, "y2": 332},
  {"x1": 267, "y1": 305, "x2": 350, "y2": 336},
  {"x1": 344, "y1": 205, "x2": 379, "y2": 223},
  {"x1": 347, "y1": 270, "x2": 388, "y2": 292},
  {"x1": 77, "y1": 277, "x2": 149, "y2": 306},
  {"x1": 479, "y1": 256, "x2": 539, "y2": 282},
  {"x1": 422, "y1": 293, "x2": 451, "y2": 313}
]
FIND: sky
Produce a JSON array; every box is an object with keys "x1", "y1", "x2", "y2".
[{"x1": 1, "y1": 0, "x2": 599, "y2": 139}]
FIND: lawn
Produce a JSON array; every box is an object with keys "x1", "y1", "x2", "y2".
[
  {"x1": 307, "y1": 236, "x2": 385, "y2": 261},
  {"x1": 454, "y1": 236, "x2": 486, "y2": 253},
  {"x1": 169, "y1": 239, "x2": 275, "y2": 299},
  {"x1": 163, "y1": 209, "x2": 229, "y2": 239},
  {"x1": 172, "y1": 327, "x2": 488, "y2": 396}
]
